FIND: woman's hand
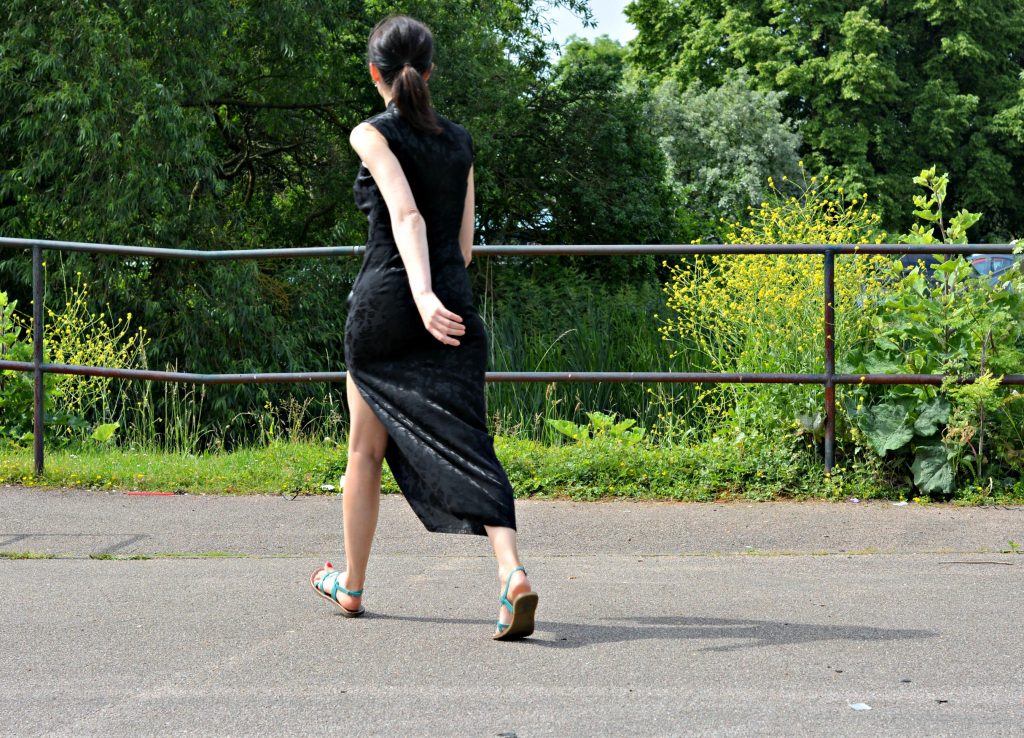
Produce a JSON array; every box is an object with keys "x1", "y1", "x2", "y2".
[{"x1": 414, "y1": 291, "x2": 465, "y2": 346}]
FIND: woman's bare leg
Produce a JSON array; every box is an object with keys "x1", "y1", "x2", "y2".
[
  {"x1": 313, "y1": 374, "x2": 389, "y2": 610},
  {"x1": 485, "y1": 525, "x2": 532, "y2": 631}
]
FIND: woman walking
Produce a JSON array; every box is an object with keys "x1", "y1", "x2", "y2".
[{"x1": 309, "y1": 15, "x2": 538, "y2": 640}]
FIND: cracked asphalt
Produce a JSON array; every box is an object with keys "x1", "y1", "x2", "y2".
[{"x1": 1, "y1": 487, "x2": 1022, "y2": 737}]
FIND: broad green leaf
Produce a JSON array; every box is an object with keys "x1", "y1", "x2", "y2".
[
  {"x1": 860, "y1": 403, "x2": 914, "y2": 456},
  {"x1": 545, "y1": 418, "x2": 588, "y2": 442},
  {"x1": 864, "y1": 353, "x2": 901, "y2": 374},
  {"x1": 91, "y1": 422, "x2": 119, "y2": 443},
  {"x1": 796, "y1": 413, "x2": 825, "y2": 440},
  {"x1": 946, "y1": 206, "x2": 978, "y2": 230},
  {"x1": 912, "y1": 443, "x2": 954, "y2": 494},
  {"x1": 913, "y1": 398, "x2": 950, "y2": 436},
  {"x1": 586, "y1": 411, "x2": 616, "y2": 432},
  {"x1": 610, "y1": 418, "x2": 637, "y2": 435}
]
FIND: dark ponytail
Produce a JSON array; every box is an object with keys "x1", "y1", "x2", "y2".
[{"x1": 368, "y1": 16, "x2": 442, "y2": 135}]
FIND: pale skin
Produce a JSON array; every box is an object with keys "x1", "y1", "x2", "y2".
[{"x1": 312, "y1": 61, "x2": 532, "y2": 635}]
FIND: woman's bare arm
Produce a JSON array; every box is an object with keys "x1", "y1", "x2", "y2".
[
  {"x1": 349, "y1": 122, "x2": 465, "y2": 346},
  {"x1": 459, "y1": 166, "x2": 475, "y2": 267}
]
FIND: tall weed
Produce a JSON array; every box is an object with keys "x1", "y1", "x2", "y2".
[
  {"x1": 659, "y1": 165, "x2": 888, "y2": 439},
  {"x1": 842, "y1": 168, "x2": 1024, "y2": 496},
  {"x1": 0, "y1": 292, "x2": 39, "y2": 443},
  {"x1": 44, "y1": 273, "x2": 147, "y2": 439},
  {"x1": 482, "y1": 269, "x2": 688, "y2": 441}
]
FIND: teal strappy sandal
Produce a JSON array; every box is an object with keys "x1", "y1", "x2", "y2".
[
  {"x1": 310, "y1": 563, "x2": 365, "y2": 617},
  {"x1": 493, "y1": 566, "x2": 539, "y2": 640}
]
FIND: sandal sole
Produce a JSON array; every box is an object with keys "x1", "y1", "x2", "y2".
[{"x1": 493, "y1": 592, "x2": 539, "y2": 640}]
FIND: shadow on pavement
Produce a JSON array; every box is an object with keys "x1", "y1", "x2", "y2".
[
  {"x1": 367, "y1": 612, "x2": 938, "y2": 650},
  {"x1": 0, "y1": 532, "x2": 150, "y2": 554}
]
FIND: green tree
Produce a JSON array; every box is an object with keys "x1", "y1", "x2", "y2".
[
  {"x1": 646, "y1": 70, "x2": 802, "y2": 238},
  {"x1": 546, "y1": 37, "x2": 674, "y2": 247},
  {"x1": 0, "y1": 0, "x2": 378, "y2": 440},
  {"x1": 625, "y1": 0, "x2": 1024, "y2": 239},
  {"x1": 468, "y1": 35, "x2": 675, "y2": 300},
  {"x1": 1, "y1": 0, "x2": 632, "y2": 441}
]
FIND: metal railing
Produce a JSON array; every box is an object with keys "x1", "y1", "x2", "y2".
[{"x1": 1, "y1": 236, "x2": 1021, "y2": 476}]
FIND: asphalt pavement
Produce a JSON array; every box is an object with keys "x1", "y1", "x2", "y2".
[{"x1": 1, "y1": 486, "x2": 1022, "y2": 737}]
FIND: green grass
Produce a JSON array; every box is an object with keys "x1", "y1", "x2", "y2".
[
  {"x1": 0, "y1": 440, "x2": 397, "y2": 496},
  {"x1": 483, "y1": 274, "x2": 700, "y2": 442},
  {"x1": 495, "y1": 435, "x2": 895, "y2": 502},
  {"x1": 1, "y1": 438, "x2": 1020, "y2": 504},
  {"x1": 1, "y1": 551, "x2": 268, "y2": 560}
]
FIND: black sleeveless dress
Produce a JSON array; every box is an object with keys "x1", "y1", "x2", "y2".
[{"x1": 344, "y1": 102, "x2": 517, "y2": 536}]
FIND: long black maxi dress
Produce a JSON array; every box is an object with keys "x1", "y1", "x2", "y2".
[{"x1": 344, "y1": 102, "x2": 517, "y2": 536}]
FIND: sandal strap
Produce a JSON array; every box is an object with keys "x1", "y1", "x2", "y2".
[
  {"x1": 316, "y1": 570, "x2": 338, "y2": 594},
  {"x1": 499, "y1": 565, "x2": 527, "y2": 613},
  {"x1": 318, "y1": 570, "x2": 363, "y2": 599},
  {"x1": 332, "y1": 577, "x2": 363, "y2": 599}
]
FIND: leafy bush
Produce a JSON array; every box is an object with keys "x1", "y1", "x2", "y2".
[
  {"x1": 842, "y1": 168, "x2": 1024, "y2": 496},
  {"x1": 546, "y1": 410, "x2": 646, "y2": 446},
  {"x1": 0, "y1": 291, "x2": 77, "y2": 445},
  {"x1": 658, "y1": 167, "x2": 887, "y2": 439},
  {"x1": 45, "y1": 274, "x2": 147, "y2": 440},
  {"x1": 0, "y1": 292, "x2": 35, "y2": 444}
]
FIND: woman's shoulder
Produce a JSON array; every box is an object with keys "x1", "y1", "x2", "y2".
[
  {"x1": 350, "y1": 106, "x2": 404, "y2": 159},
  {"x1": 359, "y1": 104, "x2": 401, "y2": 137},
  {"x1": 436, "y1": 114, "x2": 474, "y2": 158},
  {"x1": 353, "y1": 105, "x2": 473, "y2": 160},
  {"x1": 436, "y1": 113, "x2": 471, "y2": 139}
]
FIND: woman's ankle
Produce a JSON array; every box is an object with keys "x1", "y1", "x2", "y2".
[
  {"x1": 498, "y1": 565, "x2": 530, "y2": 592},
  {"x1": 315, "y1": 564, "x2": 365, "y2": 594},
  {"x1": 498, "y1": 562, "x2": 524, "y2": 577}
]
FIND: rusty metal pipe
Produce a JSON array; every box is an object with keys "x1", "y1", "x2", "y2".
[
  {"x1": 3, "y1": 360, "x2": 1020, "y2": 386},
  {"x1": 834, "y1": 374, "x2": 1024, "y2": 386},
  {"x1": 0, "y1": 237, "x2": 362, "y2": 261},
  {"x1": 473, "y1": 244, "x2": 1018, "y2": 257},
  {"x1": 823, "y1": 251, "x2": 836, "y2": 472},
  {"x1": 1, "y1": 237, "x2": 1017, "y2": 259},
  {"x1": 31, "y1": 246, "x2": 44, "y2": 475}
]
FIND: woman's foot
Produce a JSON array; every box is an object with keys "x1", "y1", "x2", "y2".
[
  {"x1": 310, "y1": 562, "x2": 365, "y2": 616},
  {"x1": 494, "y1": 565, "x2": 536, "y2": 639}
]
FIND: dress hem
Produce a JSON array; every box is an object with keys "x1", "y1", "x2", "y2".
[
  {"x1": 422, "y1": 521, "x2": 517, "y2": 537},
  {"x1": 347, "y1": 366, "x2": 517, "y2": 537}
]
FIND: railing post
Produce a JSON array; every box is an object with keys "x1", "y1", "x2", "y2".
[
  {"x1": 32, "y1": 246, "x2": 44, "y2": 476},
  {"x1": 823, "y1": 249, "x2": 836, "y2": 472}
]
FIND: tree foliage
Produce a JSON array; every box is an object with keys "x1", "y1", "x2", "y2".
[
  {"x1": 2, "y1": 0, "x2": 674, "y2": 441},
  {"x1": 646, "y1": 70, "x2": 802, "y2": 237},
  {"x1": 626, "y1": 0, "x2": 1024, "y2": 239},
  {"x1": 544, "y1": 37, "x2": 674, "y2": 249},
  {"x1": 503, "y1": 36, "x2": 676, "y2": 281}
]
